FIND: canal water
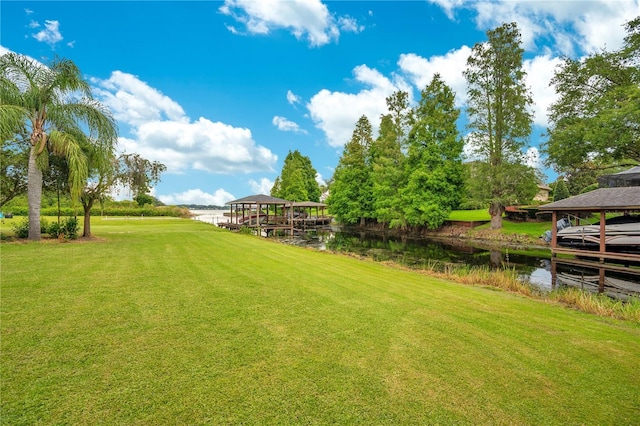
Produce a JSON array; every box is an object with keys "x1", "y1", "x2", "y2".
[{"x1": 191, "y1": 211, "x2": 640, "y2": 300}]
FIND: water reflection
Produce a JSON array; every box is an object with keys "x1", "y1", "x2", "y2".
[{"x1": 552, "y1": 260, "x2": 640, "y2": 301}]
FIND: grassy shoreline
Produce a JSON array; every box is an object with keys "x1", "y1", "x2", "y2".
[{"x1": 2, "y1": 218, "x2": 639, "y2": 424}]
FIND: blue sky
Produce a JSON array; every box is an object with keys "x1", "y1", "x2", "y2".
[{"x1": 2, "y1": 1, "x2": 638, "y2": 205}]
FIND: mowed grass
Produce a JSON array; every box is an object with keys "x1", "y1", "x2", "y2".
[{"x1": 2, "y1": 219, "x2": 639, "y2": 424}]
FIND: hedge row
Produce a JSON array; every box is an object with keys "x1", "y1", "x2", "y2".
[{"x1": 4, "y1": 206, "x2": 192, "y2": 218}]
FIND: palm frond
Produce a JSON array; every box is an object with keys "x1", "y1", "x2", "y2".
[
  {"x1": 48, "y1": 130, "x2": 88, "y2": 202},
  {"x1": 50, "y1": 98, "x2": 118, "y2": 146}
]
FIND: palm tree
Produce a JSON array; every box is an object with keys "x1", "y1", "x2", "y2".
[{"x1": 0, "y1": 53, "x2": 117, "y2": 240}]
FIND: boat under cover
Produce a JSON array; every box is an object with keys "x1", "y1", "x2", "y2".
[{"x1": 556, "y1": 215, "x2": 640, "y2": 254}]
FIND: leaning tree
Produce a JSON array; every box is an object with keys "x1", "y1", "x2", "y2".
[{"x1": 0, "y1": 53, "x2": 117, "y2": 240}]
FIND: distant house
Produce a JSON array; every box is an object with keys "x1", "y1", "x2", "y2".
[{"x1": 534, "y1": 184, "x2": 552, "y2": 202}]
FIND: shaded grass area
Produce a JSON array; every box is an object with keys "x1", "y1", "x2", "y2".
[
  {"x1": 446, "y1": 210, "x2": 552, "y2": 243},
  {"x1": 2, "y1": 219, "x2": 640, "y2": 424}
]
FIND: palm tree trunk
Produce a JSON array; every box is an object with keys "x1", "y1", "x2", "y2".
[{"x1": 27, "y1": 145, "x2": 43, "y2": 241}]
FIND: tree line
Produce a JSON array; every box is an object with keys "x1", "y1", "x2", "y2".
[
  {"x1": 325, "y1": 19, "x2": 639, "y2": 230},
  {"x1": 2, "y1": 17, "x2": 637, "y2": 237}
]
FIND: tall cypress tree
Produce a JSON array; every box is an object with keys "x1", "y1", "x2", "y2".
[
  {"x1": 403, "y1": 74, "x2": 464, "y2": 229},
  {"x1": 370, "y1": 91, "x2": 410, "y2": 229},
  {"x1": 463, "y1": 22, "x2": 537, "y2": 229},
  {"x1": 327, "y1": 115, "x2": 374, "y2": 225}
]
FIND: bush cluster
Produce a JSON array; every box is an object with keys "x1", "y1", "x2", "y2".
[
  {"x1": 11, "y1": 217, "x2": 79, "y2": 239},
  {"x1": 46, "y1": 217, "x2": 79, "y2": 239}
]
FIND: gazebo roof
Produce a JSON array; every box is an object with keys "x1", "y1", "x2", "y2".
[
  {"x1": 226, "y1": 194, "x2": 292, "y2": 205},
  {"x1": 538, "y1": 187, "x2": 640, "y2": 212}
]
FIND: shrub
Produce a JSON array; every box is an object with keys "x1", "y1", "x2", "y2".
[
  {"x1": 11, "y1": 219, "x2": 30, "y2": 238},
  {"x1": 47, "y1": 217, "x2": 79, "y2": 240}
]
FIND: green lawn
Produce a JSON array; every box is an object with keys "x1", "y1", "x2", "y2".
[
  {"x1": 448, "y1": 209, "x2": 492, "y2": 221},
  {"x1": 2, "y1": 219, "x2": 639, "y2": 424}
]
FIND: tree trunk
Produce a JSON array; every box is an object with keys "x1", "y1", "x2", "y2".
[
  {"x1": 83, "y1": 199, "x2": 94, "y2": 238},
  {"x1": 489, "y1": 201, "x2": 504, "y2": 230},
  {"x1": 27, "y1": 145, "x2": 43, "y2": 241},
  {"x1": 489, "y1": 250, "x2": 503, "y2": 268}
]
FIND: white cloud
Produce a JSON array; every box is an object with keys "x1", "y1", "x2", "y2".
[
  {"x1": 249, "y1": 177, "x2": 274, "y2": 194},
  {"x1": 427, "y1": 0, "x2": 466, "y2": 20},
  {"x1": 92, "y1": 71, "x2": 186, "y2": 127},
  {"x1": 272, "y1": 115, "x2": 307, "y2": 133},
  {"x1": 67, "y1": 40, "x2": 76, "y2": 48},
  {"x1": 307, "y1": 64, "x2": 411, "y2": 148},
  {"x1": 287, "y1": 89, "x2": 302, "y2": 105},
  {"x1": 159, "y1": 188, "x2": 236, "y2": 206},
  {"x1": 338, "y1": 16, "x2": 364, "y2": 33},
  {"x1": 524, "y1": 147, "x2": 541, "y2": 169},
  {"x1": 315, "y1": 172, "x2": 325, "y2": 187},
  {"x1": 24, "y1": 8, "x2": 34, "y2": 15},
  {"x1": 32, "y1": 20, "x2": 63, "y2": 47},
  {"x1": 398, "y1": 46, "x2": 472, "y2": 107},
  {"x1": 93, "y1": 71, "x2": 277, "y2": 175},
  {"x1": 28, "y1": 20, "x2": 40, "y2": 29},
  {"x1": 523, "y1": 54, "x2": 564, "y2": 127},
  {"x1": 219, "y1": 0, "x2": 362, "y2": 47},
  {"x1": 431, "y1": 0, "x2": 639, "y2": 56}
]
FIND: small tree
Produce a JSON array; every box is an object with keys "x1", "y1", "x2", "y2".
[
  {"x1": 0, "y1": 136, "x2": 29, "y2": 207},
  {"x1": 553, "y1": 178, "x2": 570, "y2": 201},
  {"x1": 81, "y1": 152, "x2": 166, "y2": 237},
  {"x1": 134, "y1": 193, "x2": 156, "y2": 207},
  {"x1": 271, "y1": 150, "x2": 320, "y2": 202}
]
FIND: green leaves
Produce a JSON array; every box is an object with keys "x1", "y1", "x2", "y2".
[
  {"x1": 463, "y1": 22, "x2": 535, "y2": 228},
  {"x1": 331, "y1": 81, "x2": 465, "y2": 230},
  {"x1": 1, "y1": 52, "x2": 118, "y2": 239},
  {"x1": 271, "y1": 150, "x2": 321, "y2": 202},
  {"x1": 544, "y1": 17, "x2": 640, "y2": 181}
]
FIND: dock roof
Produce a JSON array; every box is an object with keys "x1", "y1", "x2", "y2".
[
  {"x1": 292, "y1": 201, "x2": 327, "y2": 208},
  {"x1": 226, "y1": 194, "x2": 292, "y2": 205},
  {"x1": 538, "y1": 187, "x2": 640, "y2": 212}
]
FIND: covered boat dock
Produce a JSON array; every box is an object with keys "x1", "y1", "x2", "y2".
[{"x1": 537, "y1": 187, "x2": 640, "y2": 289}]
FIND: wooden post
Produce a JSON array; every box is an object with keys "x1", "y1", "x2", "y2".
[
  {"x1": 289, "y1": 203, "x2": 293, "y2": 236},
  {"x1": 599, "y1": 210, "x2": 606, "y2": 262},
  {"x1": 598, "y1": 266, "x2": 605, "y2": 293},
  {"x1": 257, "y1": 203, "x2": 262, "y2": 236},
  {"x1": 551, "y1": 211, "x2": 558, "y2": 254}
]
